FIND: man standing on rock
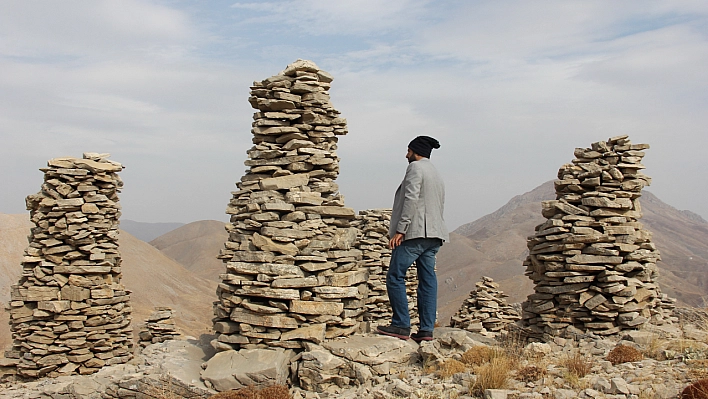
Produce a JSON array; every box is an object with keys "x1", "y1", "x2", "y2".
[{"x1": 377, "y1": 136, "x2": 449, "y2": 342}]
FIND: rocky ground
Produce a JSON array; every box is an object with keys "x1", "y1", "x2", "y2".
[{"x1": 2, "y1": 308, "x2": 708, "y2": 398}]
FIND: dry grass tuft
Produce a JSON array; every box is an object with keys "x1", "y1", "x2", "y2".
[
  {"x1": 471, "y1": 357, "x2": 513, "y2": 396},
  {"x1": 436, "y1": 359, "x2": 467, "y2": 379},
  {"x1": 607, "y1": 344, "x2": 644, "y2": 365},
  {"x1": 516, "y1": 365, "x2": 546, "y2": 382},
  {"x1": 208, "y1": 385, "x2": 291, "y2": 399},
  {"x1": 689, "y1": 360, "x2": 708, "y2": 380},
  {"x1": 642, "y1": 337, "x2": 667, "y2": 360},
  {"x1": 144, "y1": 375, "x2": 185, "y2": 399},
  {"x1": 638, "y1": 390, "x2": 661, "y2": 399},
  {"x1": 497, "y1": 329, "x2": 527, "y2": 360},
  {"x1": 561, "y1": 352, "x2": 593, "y2": 378},
  {"x1": 562, "y1": 369, "x2": 589, "y2": 389},
  {"x1": 460, "y1": 345, "x2": 505, "y2": 366},
  {"x1": 682, "y1": 379, "x2": 708, "y2": 399}
]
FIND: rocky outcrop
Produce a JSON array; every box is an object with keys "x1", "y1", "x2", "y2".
[
  {"x1": 1, "y1": 321, "x2": 705, "y2": 398},
  {"x1": 1, "y1": 339, "x2": 215, "y2": 398},
  {"x1": 521, "y1": 136, "x2": 676, "y2": 341},
  {"x1": 138, "y1": 307, "x2": 180, "y2": 347},
  {"x1": 213, "y1": 60, "x2": 367, "y2": 351},
  {"x1": 449, "y1": 276, "x2": 520, "y2": 336},
  {"x1": 5, "y1": 153, "x2": 133, "y2": 379}
]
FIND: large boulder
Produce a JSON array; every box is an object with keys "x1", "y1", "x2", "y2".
[
  {"x1": 201, "y1": 348, "x2": 294, "y2": 392},
  {"x1": 295, "y1": 334, "x2": 419, "y2": 392}
]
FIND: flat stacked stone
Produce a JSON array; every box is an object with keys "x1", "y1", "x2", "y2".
[
  {"x1": 138, "y1": 307, "x2": 179, "y2": 347},
  {"x1": 6, "y1": 153, "x2": 133, "y2": 378},
  {"x1": 214, "y1": 60, "x2": 367, "y2": 351},
  {"x1": 351, "y1": 209, "x2": 420, "y2": 328},
  {"x1": 449, "y1": 276, "x2": 520, "y2": 336},
  {"x1": 521, "y1": 136, "x2": 675, "y2": 341}
]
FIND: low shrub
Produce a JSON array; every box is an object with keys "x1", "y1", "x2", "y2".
[
  {"x1": 208, "y1": 385, "x2": 291, "y2": 399},
  {"x1": 682, "y1": 378, "x2": 708, "y2": 399},
  {"x1": 516, "y1": 365, "x2": 546, "y2": 382},
  {"x1": 607, "y1": 344, "x2": 644, "y2": 365},
  {"x1": 259, "y1": 385, "x2": 291, "y2": 399},
  {"x1": 561, "y1": 352, "x2": 593, "y2": 378}
]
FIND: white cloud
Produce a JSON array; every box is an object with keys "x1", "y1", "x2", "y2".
[
  {"x1": 0, "y1": 0, "x2": 194, "y2": 59},
  {"x1": 230, "y1": 0, "x2": 433, "y2": 36}
]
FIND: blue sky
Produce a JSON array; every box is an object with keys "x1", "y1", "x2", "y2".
[{"x1": 1, "y1": 1, "x2": 707, "y2": 229}]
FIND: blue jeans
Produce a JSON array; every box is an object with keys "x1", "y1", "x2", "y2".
[{"x1": 386, "y1": 237, "x2": 442, "y2": 332}]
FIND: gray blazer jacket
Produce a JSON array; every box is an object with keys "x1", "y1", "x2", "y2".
[{"x1": 389, "y1": 158, "x2": 449, "y2": 242}]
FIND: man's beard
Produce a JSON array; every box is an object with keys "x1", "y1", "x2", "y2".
[{"x1": 407, "y1": 153, "x2": 416, "y2": 163}]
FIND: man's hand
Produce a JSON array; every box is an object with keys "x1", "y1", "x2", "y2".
[{"x1": 389, "y1": 232, "x2": 405, "y2": 249}]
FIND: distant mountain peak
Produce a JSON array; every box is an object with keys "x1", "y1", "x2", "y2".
[{"x1": 120, "y1": 220, "x2": 185, "y2": 242}]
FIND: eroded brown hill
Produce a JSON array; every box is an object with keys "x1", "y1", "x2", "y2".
[{"x1": 149, "y1": 220, "x2": 228, "y2": 281}]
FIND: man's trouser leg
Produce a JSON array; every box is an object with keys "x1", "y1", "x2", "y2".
[
  {"x1": 386, "y1": 239, "x2": 421, "y2": 329},
  {"x1": 416, "y1": 239, "x2": 441, "y2": 332}
]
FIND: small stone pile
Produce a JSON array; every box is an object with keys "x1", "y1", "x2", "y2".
[
  {"x1": 138, "y1": 307, "x2": 179, "y2": 347},
  {"x1": 5, "y1": 153, "x2": 133, "y2": 378},
  {"x1": 214, "y1": 60, "x2": 368, "y2": 351},
  {"x1": 521, "y1": 136, "x2": 676, "y2": 341},
  {"x1": 449, "y1": 276, "x2": 521, "y2": 336},
  {"x1": 351, "y1": 209, "x2": 420, "y2": 328}
]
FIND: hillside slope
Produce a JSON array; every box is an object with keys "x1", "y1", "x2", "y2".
[{"x1": 149, "y1": 220, "x2": 228, "y2": 281}]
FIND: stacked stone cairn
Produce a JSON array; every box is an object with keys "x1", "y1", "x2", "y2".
[
  {"x1": 351, "y1": 209, "x2": 421, "y2": 328},
  {"x1": 449, "y1": 276, "x2": 520, "y2": 336},
  {"x1": 214, "y1": 60, "x2": 368, "y2": 351},
  {"x1": 6, "y1": 153, "x2": 133, "y2": 378},
  {"x1": 138, "y1": 307, "x2": 179, "y2": 347},
  {"x1": 521, "y1": 136, "x2": 676, "y2": 341}
]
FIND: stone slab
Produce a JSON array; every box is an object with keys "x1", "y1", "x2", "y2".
[{"x1": 201, "y1": 348, "x2": 293, "y2": 391}]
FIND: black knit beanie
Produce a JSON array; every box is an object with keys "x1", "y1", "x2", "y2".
[{"x1": 408, "y1": 136, "x2": 440, "y2": 158}]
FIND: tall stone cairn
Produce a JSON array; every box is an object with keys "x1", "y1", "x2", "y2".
[
  {"x1": 214, "y1": 60, "x2": 368, "y2": 351},
  {"x1": 449, "y1": 276, "x2": 521, "y2": 336},
  {"x1": 6, "y1": 153, "x2": 132, "y2": 378},
  {"x1": 351, "y1": 209, "x2": 421, "y2": 328},
  {"x1": 521, "y1": 136, "x2": 676, "y2": 341}
]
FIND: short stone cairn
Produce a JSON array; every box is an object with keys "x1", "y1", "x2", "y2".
[
  {"x1": 521, "y1": 136, "x2": 676, "y2": 340},
  {"x1": 449, "y1": 276, "x2": 520, "y2": 336},
  {"x1": 6, "y1": 153, "x2": 133, "y2": 378},
  {"x1": 138, "y1": 307, "x2": 179, "y2": 347},
  {"x1": 214, "y1": 60, "x2": 367, "y2": 351},
  {"x1": 351, "y1": 209, "x2": 421, "y2": 329}
]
